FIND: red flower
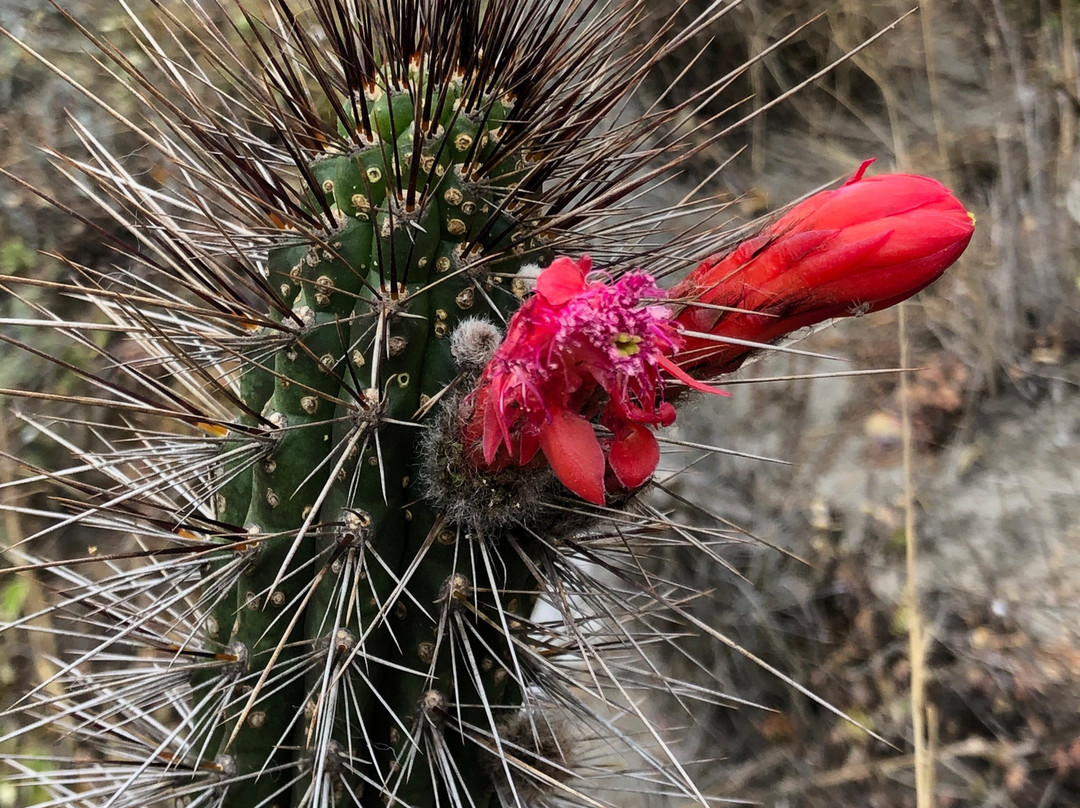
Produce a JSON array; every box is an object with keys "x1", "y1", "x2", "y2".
[
  {"x1": 459, "y1": 164, "x2": 973, "y2": 506},
  {"x1": 670, "y1": 161, "x2": 976, "y2": 378},
  {"x1": 461, "y1": 255, "x2": 684, "y2": 505}
]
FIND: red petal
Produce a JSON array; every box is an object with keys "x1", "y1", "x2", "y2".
[
  {"x1": 480, "y1": 379, "x2": 513, "y2": 464},
  {"x1": 538, "y1": 408, "x2": 606, "y2": 505},
  {"x1": 784, "y1": 173, "x2": 958, "y2": 232},
  {"x1": 656, "y1": 353, "x2": 730, "y2": 397},
  {"x1": 483, "y1": 392, "x2": 505, "y2": 464},
  {"x1": 608, "y1": 424, "x2": 660, "y2": 490},
  {"x1": 536, "y1": 255, "x2": 590, "y2": 305},
  {"x1": 518, "y1": 432, "x2": 541, "y2": 465},
  {"x1": 844, "y1": 158, "x2": 876, "y2": 185}
]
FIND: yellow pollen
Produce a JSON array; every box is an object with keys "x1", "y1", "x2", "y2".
[{"x1": 614, "y1": 333, "x2": 641, "y2": 356}]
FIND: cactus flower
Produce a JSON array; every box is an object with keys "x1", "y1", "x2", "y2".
[
  {"x1": 463, "y1": 255, "x2": 683, "y2": 505},
  {"x1": 670, "y1": 161, "x2": 976, "y2": 377},
  {"x1": 463, "y1": 164, "x2": 974, "y2": 505}
]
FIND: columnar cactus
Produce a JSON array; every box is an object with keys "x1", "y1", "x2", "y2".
[{"x1": 0, "y1": 2, "x2": 973, "y2": 808}]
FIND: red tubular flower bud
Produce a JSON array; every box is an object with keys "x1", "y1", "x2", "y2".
[{"x1": 670, "y1": 161, "x2": 976, "y2": 378}]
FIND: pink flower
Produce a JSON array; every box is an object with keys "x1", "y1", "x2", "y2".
[
  {"x1": 670, "y1": 161, "x2": 975, "y2": 378},
  {"x1": 461, "y1": 255, "x2": 685, "y2": 505}
]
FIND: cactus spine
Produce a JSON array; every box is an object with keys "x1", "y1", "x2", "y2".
[{"x1": 1, "y1": 2, "x2": 742, "y2": 807}]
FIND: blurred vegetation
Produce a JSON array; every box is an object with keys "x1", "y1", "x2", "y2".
[{"x1": 0, "y1": 6, "x2": 163, "y2": 802}]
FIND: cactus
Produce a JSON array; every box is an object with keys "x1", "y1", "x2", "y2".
[{"x1": 0, "y1": 2, "x2": 973, "y2": 808}]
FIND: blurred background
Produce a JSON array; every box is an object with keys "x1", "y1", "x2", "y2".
[{"x1": 1, "y1": 1, "x2": 1078, "y2": 806}]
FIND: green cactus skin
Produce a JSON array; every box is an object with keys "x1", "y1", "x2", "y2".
[{"x1": 201, "y1": 56, "x2": 553, "y2": 803}]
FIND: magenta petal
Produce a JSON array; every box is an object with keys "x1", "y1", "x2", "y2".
[
  {"x1": 608, "y1": 423, "x2": 659, "y2": 490},
  {"x1": 482, "y1": 396, "x2": 505, "y2": 464},
  {"x1": 481, "y1": 381, "x2": 511, "y2": 463},
  {"x1": 538, "y1": 408, "x2": 606, "y2": 505}
]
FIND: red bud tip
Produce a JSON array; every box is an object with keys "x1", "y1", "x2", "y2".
[{"x1": 670, "y1": 165, "x2": 975, "y2": 378}]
